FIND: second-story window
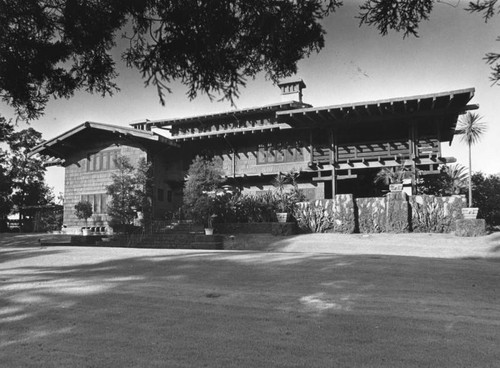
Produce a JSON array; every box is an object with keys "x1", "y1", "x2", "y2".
[
  {"x1": 86, "y1": 150, "x2": 120, "y2": 172},
  {"x1": 257, "y1": 142, "x2": 304, "y2": 164}
]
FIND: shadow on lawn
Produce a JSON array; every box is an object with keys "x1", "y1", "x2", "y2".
[
  {"x1": 0, "y1": 248, "x2": 65, "y2": 264},
  {"x1": 1, "y1": 247, "x2": 500, "y2": 367}
]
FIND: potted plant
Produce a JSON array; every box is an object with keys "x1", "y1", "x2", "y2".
[
  {"x1": 272, "y1": 173, "x2": 289, "y2": 222},
  {"x1": 374, "y1": 161, "x2": 416, "y2": 193},
  {"x1": 272, "y1": 171, "x2": 305, "y2": 223},
  {"x1": 74, "y1": 201, "x2": 93, "y2": 235},
  {"x1": 204, "y1": 214, "x2": 217, "y2": 235}
]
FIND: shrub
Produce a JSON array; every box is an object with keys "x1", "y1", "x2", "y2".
[
  {"x1": 272, "y1": 171, "x2": 306, "y2": 215},
  {"x1": 183, "y1": 155, "x2": 224, "y2": 226},
  {"x1": 106, "y1": 156, "x2": 152, "y2": 229},
  {"x1": 472, "y1": 173, "x2": 500, "y2": 228},
  {"x1": 74, "y1": 200, "x2": 93, "y2": 226}
]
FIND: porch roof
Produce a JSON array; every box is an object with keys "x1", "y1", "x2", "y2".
[
  {"x1": 276, "y1": 88, "x2": 477, "y2": 142},
  {"x1": 30, "y1": 121, "x2": 177, "y2": 164}
]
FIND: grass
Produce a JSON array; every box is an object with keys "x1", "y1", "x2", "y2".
[{"x1": 1, "y1": 236, "x2": 499, "y2": 367}]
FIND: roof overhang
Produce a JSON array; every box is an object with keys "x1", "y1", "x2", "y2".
[
  {"x1": 130, "y1": 101, "x2": 311, "y2": 130},
  {"x1": 276, "y1": 88, "x2": 477, "y2": 142},
  {"x1": 30, "y1": 121, "x2": 178, "y2": 164}
]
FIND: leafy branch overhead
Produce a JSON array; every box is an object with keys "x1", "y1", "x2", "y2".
[
  {"x1": 1, "y1": 0, "x2": 499, "y2": 122},
  {"x1": 358, "y1": 0, "x2": 500, "y2": 85},
  {"x1": 0, "y1": 0, "x2": 342, "y2": 121}
]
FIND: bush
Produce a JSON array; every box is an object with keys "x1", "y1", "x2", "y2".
[
  {"x1": 183, "y1": 156, "x2": 224, "y2": 226},
  {"x1": 106, "y1": 156, "x2": 151, "y2": 228},
  {"x1": 472, "y1": 173, "x2": 500, "y2": 228},
  {"x1": 74, "y1": 201, "x2": 92, "y2": 226}
]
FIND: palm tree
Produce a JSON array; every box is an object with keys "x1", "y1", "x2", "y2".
[
  {"x1": 442, "y1": 164, "x2": 468, "y2": 195},
  {"x1": 455, "y1": 112, "x2": 487, "y2": 207}
]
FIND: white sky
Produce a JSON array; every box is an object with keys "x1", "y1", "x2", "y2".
[{"x1": 2, "y1": 1, "x2": 499, "y2": 196}]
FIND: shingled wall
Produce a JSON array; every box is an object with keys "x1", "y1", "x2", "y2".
[{"x1": 63, "y1": 144, "x2": 147, "y2": 228}]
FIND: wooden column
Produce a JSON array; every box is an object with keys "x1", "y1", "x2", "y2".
[
  {"x1": 408, "y1": 121, "x2": 417, "y2": 195},
  {"x1": 330, "y1": 129, "x2": 337, "y2": 196},
  {"x1": 436, "y1": 119, "x2": 442, "y2": 157},
  {"x1": 309, "y1": 130, "x2": 314, "y2": 166}
]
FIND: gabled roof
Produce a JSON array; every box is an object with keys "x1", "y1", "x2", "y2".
[
  {"x1": 30, "y1": 121, "x2": 177, "y2": 163},
  {"x1": 277, "y1": 88, "x2": 477, "y2": 142},
  {"x1": 130, "y1": 101, "x2": 310, "y2": 130}
]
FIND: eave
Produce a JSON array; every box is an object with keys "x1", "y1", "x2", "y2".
[
  {"x1": 30, "y1": 121, "x2": 178, "y2": 164},
  {"x1": 130, "y1": 101, "x2": 311, "y2": 130},
  {"x1": 276, "y1": 88, "x2": 477, "y2": 142}
]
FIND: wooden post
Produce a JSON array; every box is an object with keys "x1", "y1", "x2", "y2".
[
  {"x1": 309, "y1": 130, "x2": 314, "y2": 166},
  {"x1": 409, "y1": 121, "x2": 417, "y2": 195},
  {"x1": 436, "y1": 119, "x2": 442, "y2": 157},
  {"x1": 330, "y1": 129, "x2": 337, "y2": 196}
]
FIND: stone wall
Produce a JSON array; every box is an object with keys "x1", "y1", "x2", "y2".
[
  {"x1": 353, "y1": 194, "x2": 465, "y2": 234},
  {"x1": 356, "y1": 197, "x2": 387, "y2": 233},
  {"x1": 409, "y1": 195, "x2": 465, "y2": 233},
  {"x1": 295, "y1": 193, "x2": 466, "y2": 234},
  {"x1": 295, "y1": 195, "x2": 356, "y2": 234}
]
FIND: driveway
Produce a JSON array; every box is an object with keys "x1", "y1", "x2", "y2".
[{"x1": 1, "y1": 234, "x2": 499, "y2": 367}]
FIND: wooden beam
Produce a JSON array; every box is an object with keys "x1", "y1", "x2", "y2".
[
  {"x1": 313, "y1": 174, "x2": 357, "y2": 182},
  {"x1": 419, "y1": 170, "x2": 441, "y2": 176}
]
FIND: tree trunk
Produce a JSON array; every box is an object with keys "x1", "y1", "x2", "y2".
[{"x1": 468, "y1": 143, "x2": 472, "y2": 207}]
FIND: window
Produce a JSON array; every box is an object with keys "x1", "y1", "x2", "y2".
[
  {"x1": 157, "y1": 188, "x2": 164, "y2": 202},
  {"x1": 86, "y1": 150, "x2": 120, "y2": 172},
  {"x1": 167, "y1": 190, "x2": 172, "y2": 203},
  {"x1": 257, "y1": 141, "x2": 304, "y2": 164},
  {"x1": 102, "y1": 152, "x2": 109, "y2": 170},
  {"x1": 80, "y1": 193, "x2": 108, "y2": 214}
]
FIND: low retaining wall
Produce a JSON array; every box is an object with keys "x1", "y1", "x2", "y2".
[
  {"x1": 295, "y1": 195, "x2": 356, "y2": 234},
  {"x1": 215, "y1": 222, "x2": 274, "y2": 234},
  {"x1": 295, "y1": 193, "x2": 466, "y2": 234},
  {"x1": 215, "y1": 222, "x2": 296, "y2": 236}
]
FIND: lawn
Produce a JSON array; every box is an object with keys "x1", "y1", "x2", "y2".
[{"x1": 1, "y1": 235, "x2": 499, "y2": 367}]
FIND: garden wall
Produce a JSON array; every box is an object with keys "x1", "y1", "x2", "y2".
[
  {"x1": 295, "y1": 193, "x2": 465, "y2": 234},
  {"x1": 409, "y1": 195, "x2": 465, "y2": 233},
  {"x1": 295, "y1": 194, "x2": 356, "y2": 234}
]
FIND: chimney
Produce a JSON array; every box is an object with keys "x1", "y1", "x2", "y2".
[{"x1": 278, "y1": 79, "x2": 306, "y2": 103}]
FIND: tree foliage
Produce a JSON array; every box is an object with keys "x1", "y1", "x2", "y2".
[
  {"x1": 183, "y1": 155, "x2": 224, "y2": 226},
  {"x1": 106, "y1": 155, "x2": 152, "y2": 227},
  {"x1": 472, "y1": 172, "x2": 500, "y2": 227},
  {"x1": 455, "y1": 111, "x2": 487, "y2": 206},
  {"x1": 74, "y1": 200, "x2": 93, "y2": 226},
  {"x1": 358, "y1": 0, "x2": 500, "y2": 85},
  {"x1": 417, "y1": 164, "x2": 468, "y2": 196},
  {"x1": 0, "y1": 0, "x2": 341, "y2": 121},
  {"x1": 0, "y1": 117, "x2": 53, "y2": 225},
  {"x1": 2, "y1": 0, "x2": 499, "y2": 123}
]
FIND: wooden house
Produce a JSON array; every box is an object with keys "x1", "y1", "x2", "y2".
[{"x1": 31, "y1": 81, "x2": 477, "y2": 230}]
